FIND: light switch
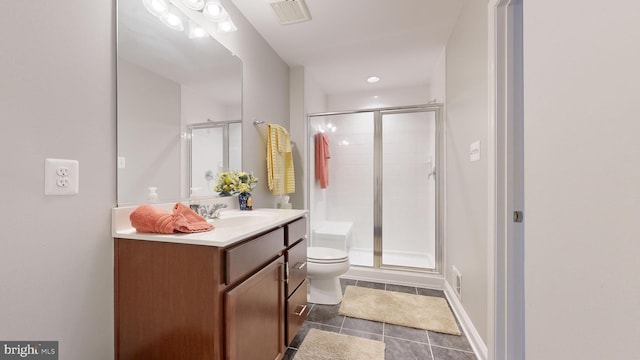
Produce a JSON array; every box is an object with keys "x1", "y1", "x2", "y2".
[
  {"x1": 470, "y1": 141, "x2": 480, "y2": 162},
  {"x1": 118, "y1": 156, "x2": 126, "y2": 169}
]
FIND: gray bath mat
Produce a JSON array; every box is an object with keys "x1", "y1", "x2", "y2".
[
  {"x1": 339, "y1": 285, "x2": 461, "y2": 335},
  {"x1": 294, "y1": 328, "x2": 385, "y2": 360}
]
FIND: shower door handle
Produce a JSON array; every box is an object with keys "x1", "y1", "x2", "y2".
[{"x1": 513, "y1": 211, "x2": 524, "y2": 223}]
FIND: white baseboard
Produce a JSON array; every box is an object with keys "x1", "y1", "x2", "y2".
[
  {"x1": 343, "y1": 266, "x2": 445, "y2": 289},
  {"x1": 444, "y1": 280, "x2": 488, "y2": 360}
]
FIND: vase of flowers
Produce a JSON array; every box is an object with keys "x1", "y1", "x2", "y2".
[{"x1": 213, "y1": 170, "x2": 258, "y2": 210}]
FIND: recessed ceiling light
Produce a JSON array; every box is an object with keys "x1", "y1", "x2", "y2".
[{"x1": 367, "y1": 76, "x2": 380, "y2": 83}]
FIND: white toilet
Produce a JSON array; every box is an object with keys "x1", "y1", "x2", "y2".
[
  {"x1": 307, "y1": 247, "x2": 350, "y2": 305},
  {"x1": 307, "y1": 221, "x2": 353, "y2": 305}
]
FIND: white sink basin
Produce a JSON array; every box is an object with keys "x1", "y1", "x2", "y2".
[{"x1": 208, "y1": 209, "x2": 278, "y2": 228}]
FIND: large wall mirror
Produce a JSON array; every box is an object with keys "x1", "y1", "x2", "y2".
[{"x1": 117, "y1": 0, "x2": 242, "y2": 206}]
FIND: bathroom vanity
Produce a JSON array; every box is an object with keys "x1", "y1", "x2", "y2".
[{"x1": 112, "y1": 206, "x2": 308, "y2": 360}]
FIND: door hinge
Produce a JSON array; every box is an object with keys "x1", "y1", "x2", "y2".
[{"x1": 513, "y1": 211, "x2": 524, "y2": 223}]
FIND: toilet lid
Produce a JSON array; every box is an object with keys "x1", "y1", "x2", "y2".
[{"x1": 307, "y1": 247, "x2": 349, "y2": 263}]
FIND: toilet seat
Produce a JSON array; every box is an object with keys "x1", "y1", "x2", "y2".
[{"x1": 307, "y1": 247, "x2": 349, "y2": 264}]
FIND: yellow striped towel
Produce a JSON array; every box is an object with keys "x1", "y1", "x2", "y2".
[{"x1": 267, "y1": 124, "x2": 295, "y2": 195}]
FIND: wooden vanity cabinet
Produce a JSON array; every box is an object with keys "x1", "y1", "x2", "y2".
[
  {"x1": 114, "y1": 216, "x2": 307, "y2": 360},
  {"x1": 284, "y1": 217, "x2": 309, "y2": 345}
]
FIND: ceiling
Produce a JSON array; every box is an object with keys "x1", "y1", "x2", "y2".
[{"x1": 231, "y1": 0, "x2": 464, "y2": 95}]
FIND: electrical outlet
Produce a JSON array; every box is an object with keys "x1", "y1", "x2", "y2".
[
  {"x1": 45, "y1": 158, "x2": 79, "y2": 195},
  {"x1": 56, "y1": 177, "x2": 70, "y2": 188},
  {"x1": 56, "y1": 167, "x2": 70, "y2": 177},
  {"x1": 452, "y1": 266, "x2": 462, "y2": 300},
  {"x1": 470, "y1": 141, "x2": 480, "y2": 162}
]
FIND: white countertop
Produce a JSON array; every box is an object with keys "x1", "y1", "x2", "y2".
[{"x1": 112, "y1": 205, "x2": 307, "y2": 247}]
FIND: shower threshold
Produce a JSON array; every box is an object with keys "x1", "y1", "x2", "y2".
[{"x1": 349, "y1": 248, "x2": 435, "y2": 270}]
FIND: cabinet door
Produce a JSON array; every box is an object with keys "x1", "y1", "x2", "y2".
[
  {"x1": 225, "y1": 256, "x2": 285, "y2": 360},
  {"x1": 286, "y1": 280, "x2": 308, "y2": 346}
]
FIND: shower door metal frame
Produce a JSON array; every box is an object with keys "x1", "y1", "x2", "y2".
[
  {"x1": 375, "y1": 105, "x2": 444, "y2": 274},
  {"x1": 308, "y1": 104, "x2": 445, "y2": 274}
]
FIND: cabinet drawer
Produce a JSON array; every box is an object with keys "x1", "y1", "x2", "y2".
[
  {"x1": 225, "y1": 227, "x2": 285, "y2": 285},
  {"x1": 285, "y1": 217, "x2": 307, "y2": 246},
  {"x1": 286, "y1": 280, "x2": 308, "y2": 346},
  {"x1": 286, "y1": 237, "x2": 307, "y2": 297}
]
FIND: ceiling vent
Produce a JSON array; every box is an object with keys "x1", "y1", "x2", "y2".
[{"x1": 268, "y1": 0, "x2": 312, "y2": 25}]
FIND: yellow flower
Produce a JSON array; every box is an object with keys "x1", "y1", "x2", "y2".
[{"x1": 214, "y1": 170, "x2": 258, "y2": 195}]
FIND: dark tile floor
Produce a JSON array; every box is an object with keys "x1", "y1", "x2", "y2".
[{"x1": 284, "y1": 279, "x2": 477, "y2": 360}]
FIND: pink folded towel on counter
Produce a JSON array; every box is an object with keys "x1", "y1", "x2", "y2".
[
  {"x1": 172, "y1": 203, "x2": 214, "y2": 233},
  {"x1": 130, "y1": 203, "x2": 214, "y2": 234}
]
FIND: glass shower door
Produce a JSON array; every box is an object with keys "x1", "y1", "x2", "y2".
[
  {"x1": 308, "y1": 112, "x2": 375, "y2": 267},
  {"x1": 379, "y1": 110, "x2": 437, "y2": 270}
]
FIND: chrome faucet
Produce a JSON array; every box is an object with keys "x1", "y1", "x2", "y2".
[
  {"x1": 196, "y1": 203, "x2": 227, "y2": 219},
  {"x1": 210, "y1": 203, "x2": 227, "y2": 219}
]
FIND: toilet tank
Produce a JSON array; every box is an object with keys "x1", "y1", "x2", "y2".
[{"x1": 312, "y1": 221, "x2": 353, "y2": 252}]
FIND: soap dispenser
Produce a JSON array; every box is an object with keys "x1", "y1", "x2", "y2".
[
  {"x1": 147, "y1": 187, "x2": 158, "y2": 202},
  {"x1": 189, "y1": 187, "x2": 201, "y2": 212}
]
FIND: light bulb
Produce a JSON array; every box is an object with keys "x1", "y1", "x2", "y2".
[
  {"x1": 143, "y1": 0, "x2": 168, "y2": 17},
  {"x1": 203, "y1": 1, "x2": 227, "y2": 22},
  {"x1": 181, "y1": 0, "x2": 204, "y2": 11},
  {"x1": 218, "y1": 19, "x2": 237, "y2": 32},
  {"x1": 206, "y1": 3, "x2": 222, "y2": 16},
  {"x1": 167, "y1": 14, "x2": 180, "y2": 26},
  {"x1": 367, "y1": 76, "x2": 381, "y2": 83},
  {"x1": 159, "y1": 6, "x2": 184, "y2": 31},
  {"x1": 189, "y1": 20, "x2": 209, "y2": 38},
  {"x1": 151, "y1": 0, "x2": 167, "y2": 12}
]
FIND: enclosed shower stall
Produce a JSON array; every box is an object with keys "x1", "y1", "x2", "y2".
[{"x1": 307, "y1": 105, "x2": 443, "y2": 272}]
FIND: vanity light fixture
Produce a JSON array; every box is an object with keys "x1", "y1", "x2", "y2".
[
  {"x1": 159, "y1": 5, "x2": 185, "y2": 31},
  {"x1": 180, "y1": 0, "x2": 205, "y2": 11},
  {"x1": 188, "y1": 20, "x2": 209, "y2": 38},
  {"x1": 142, "y1": 0, "x2": 237, "y2": 34},
  {"x1": 367, "y1": 76, "x2": 381, "y2": 83},
  {"x1": 142, "y1": 0, "x2": 169, "y2": 17}
]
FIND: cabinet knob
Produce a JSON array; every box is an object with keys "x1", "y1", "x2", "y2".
[{"x1": 294, "y1": 262, "x2": 307, "y2": 270}]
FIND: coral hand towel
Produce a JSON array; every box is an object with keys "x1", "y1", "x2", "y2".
[
  {"x1": 172, "y1": 202, "x2": 214, "y2": 233},
  {"x1": 130, "y1": 203, "x2": 214, "y2": 234},
  {"x1": 267, "y1": 124, "x2": 295, "y2": 195},
  {"x1": 130, "y1": 205, "x2": 177, "y2": 234},
  {"x1": 315, "y1": 133, "x2": 330, "y2": 189}
]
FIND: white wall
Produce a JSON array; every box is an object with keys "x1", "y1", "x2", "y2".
[
  {"x1": 0, "y1": 0, "x2": 115, "y2": 359},
  {"x1": 445, "y1": 0, "x2": 489, "y2": 342},
  {"x1": 302, "y1": 68, "x2": 328, "y2": 218},
  {"x1": 524, "y1": 1, "x2": 640, "y2": 358},
  {"x1": 327, "y1": 85, "x2": 431, "y2": 112},
  {"x1": 430, "y1": 48, "x2": 447, "y2": 103}
]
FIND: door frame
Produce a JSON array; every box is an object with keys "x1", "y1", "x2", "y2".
[{"x1": 487, "y1": 0, "x2": 525, "y2": 360}]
